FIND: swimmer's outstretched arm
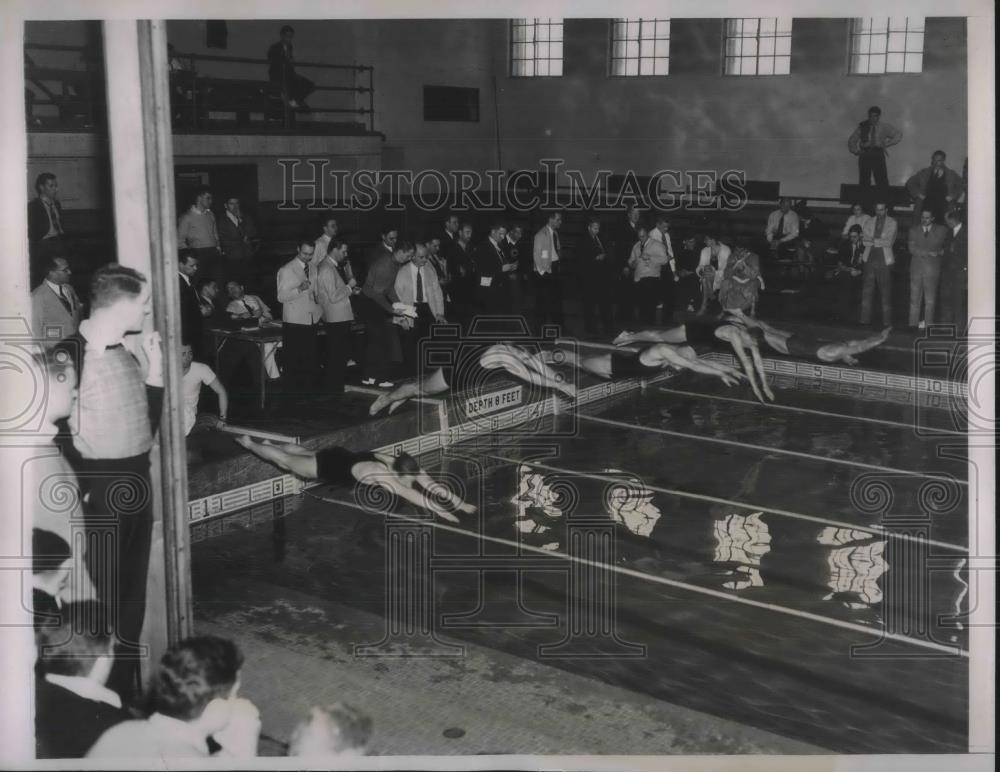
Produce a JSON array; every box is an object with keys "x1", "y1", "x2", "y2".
[
  {"x1": 646, "y1": 345, "x2": 745, "y2": 387},
  {"x1": 235, "y1": 435, "x2": 318, "y2": 478},
  {"x1": 481, "y1": 345, "x2": 576, "y2": 399},
  {"x1": 369, "y1": 368, "x2": 450, "y2": 416},
  {"x1": 613, "y1": 327, "x2": 687, "y2": 346}
]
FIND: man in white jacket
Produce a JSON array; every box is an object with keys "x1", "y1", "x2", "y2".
[{"x1": 394, "y1": 242, "x2": 445, "y2": 375}]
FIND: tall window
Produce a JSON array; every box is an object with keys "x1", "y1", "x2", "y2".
[
  {"x1": 849, "y1": 17, "x2": 924, "y2": 74},
  {"x1": 510, "y1": 19, "x2": 563, "y2": 77},
  {"x1": 723, "y1": 18, "x2": 791, "y2": 75},
  {"x1": 610, "y1": 19, "x2": 670, "y2": 76}
]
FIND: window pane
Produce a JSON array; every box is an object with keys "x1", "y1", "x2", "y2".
[
  {"x1": 551, "y1": 41, "x2": 562, "y2": 59},
  {"x1": 655, "y1": 40, "x2": 669, "y2": 58},
  {"x1": 726, "y1": 38, "x2": 741, "y2": 56},
  {"x1": 640, "y1": 21, "x2": 655, "y2": 40},
  {"x1": 640, "y1": 58, "x2": 653, "y2": 75},
  {"x1": 724, "y1": 56, "x2": 737, "y2": 74},
  {"x1": 758, "y1": 57, "x2": 774, "y2": 75},
  {"x1": 536, "y1": 23, "x2": 550, "y2": 41},
  {"x1": 743, "y1": 39, "x2": 758, "y2": 57},
  {"x1": 551, "y1": 60, "x2": 563, "y2": 76},
  {"x1": 759, "y1": 37, "x2": 775, "y2": 56},
  {"x1": 775, "y1": 37, "x2": 791, "y2": 56},
  {"x1": 904, "y1": 53, "x2": 923, "y2": 72},
  {"x1": 776, "y1": 17, "x2": 792, "y2": 33},
  {"x1": 850, "y1": 54, "x2": 866, "y2": 74},
  {"x1": 725, "y1": 19, "x2": 741, "y2": 36},
  {"x1": 656, "y1": 20, "x2": 670, "y2": 37},
  {"x1": 906, "y1": 32, "x2": 924, "y2": 53},
  {"x1": 626, "y1": 41, "x2": 639, "y2": 58},
  {"x1": 869, "y1": 54, "x2": 886, "y2": 73},
  {"x1": 742, "y1": 18, "x2": 758, "y2": 36},
  {"x1": 624, "y1": 59, "x2": 637, "y2": 76},
  {"x1": 537, "y1": 42, "x2": 550, "y2": 59},
  {"x1": 871, "y1": 35, "x2": 887, "y2": 54},
  {"x1": 626, "y1": 21, "x2": 639, "y2": 39},
  {"x1": 775, "y1": 56, "x2": 790, "y2": 75},
  {"x1": 611, "y1": 21, "x2": 625, "y2": 40},
  {"x1": 853, "y1": 17, "x2": 868, "y2": 33},
  {"x1": 888, "y1": 16, "x2": 909, "y2": 31},
  {"x1": 551, "y1": 24, "x2": 563, "y2": 42},
  {"x1": 886, "y1": 53, "x2": 904, "y2": 71},
  {"x1": 760, "y1": 17, "x2": 775, "y2": 34},
  {"x1": 611, "y1": 59, "x2": 625, "y2": 75},
  {"x1": 871, "y1": 17, "x2": 889, "y2": 33},
  {"x1": 653, "y1": 58, "x2": 669, "y2": 75},
  {"x1": 908, "y1": 17, "x2": 925, "y2": 31},
  {"x1": 612, "y1": 41, "x2": 626, "y2": 59},
  {"x1": 740, "y1": 57, "x2": 756, "y2": 75},
  {"x1": 887, "y1": 32, "x2": 905, "y2": 51}
]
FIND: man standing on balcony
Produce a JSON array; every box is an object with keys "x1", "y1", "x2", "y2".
[
  {"x1": 177, "y1": 187, "x2": 222, "y2": 283},
  {"x1": 267, "y1": 25, "x2": 315, "y2": 111},
  {"x1": 28, "y1": 173, "x2": 70, "y2": 281}
]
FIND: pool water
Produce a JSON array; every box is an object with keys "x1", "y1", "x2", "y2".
[{"x1": 192, "y1": 370, "x2": 970, "y2": 754}]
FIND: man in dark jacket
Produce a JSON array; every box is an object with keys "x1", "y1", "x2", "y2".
[
  {"x1": 217, "y1": 196, "x2": 259, "y2": 288},
  {"x1": 578, "y1": 215, "x2": 614, "y2": 336},
  {"x1": 28, "y1": 172, "x2": 70, "y2": 281},
  {"x1": 474, "y1": 223, "x2": 514, "y2": 315},
  {"x1": 35, "y1": 601, "x2": 129, "y2": 758},
  {"x1": 613, "y1": 205, "x2": 642, "y2": 323},
  {"x1": 938, "y1": 208, "x2": 968, "y2": 331},
  {"x1": 267, "y1": 25, "x2": 314, "y2": 109}
]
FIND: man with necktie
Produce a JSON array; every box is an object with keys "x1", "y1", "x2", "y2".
[
  {"x1": 177, "y1": 250, "x2": 203, "y2": 356},
  {"x1": 31, "y1": 256, "x2": 81, "y2": 347},
  {"x1": 579, "y1": 215, "x2": 614, "y2": 336},
  {"x1": 532, "y1": 210, "x2": 565, "y2": 332},
  {"x1": 394, "y1": 242, "x2": 445, "y2": 376},
  {"x1": 906, "y1": 209, "x2": 949, "y2": 329},
  {"x1": 277, "y1": 239, "x2": 321, "y2": 394},
  {"x1": 28, "y1": 173, "x2": 70, "y2": 281},
  {"x1": 905, "y1": 151, "x2": 963, "y2": 224},
  {"x1": 859, "y1": 200, "x2": 897, "y2": 327},
  {"x1": 938, "y1": 208, "x2": 968, "y2": 332},
  {"x1": 474, "y1": 223, "x2": 515, "y2": 316},
  {"x1": 315, "y1": 239, "x2": 357, "y2": 393},
  {"x1": 614, "y1": 205, "x2": 642, "y2": 324},
  {"x1": 765, "y1": 198, "x2": 800, "y2": 260},
  {"x1": 217, "y1": 196, "x2": 259, "y2": 288}
]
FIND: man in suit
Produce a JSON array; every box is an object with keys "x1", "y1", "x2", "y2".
[
  {"x1": 28, "y1": 172, "x2": 69, "y2": 280},
  {"x1": 859, "y1": 200, "x2": 897, "y2": 327},
  {"x1": 360, "y1": 241, "x2": 412, "y2": 387},
  {"x1": 316, "y1": 238, "x2": 355, "y2": 394},
  {"x1": 177, "y1": 250, "x2": 203, "y2": 355},
  {"x1": 217, "y1": 196, "x2": 259, "y2": 288},
  {"x1": 177, "y1": 186, "x2": 222, "y2": 283},
  {"x1": 765, "y1": 198, "x2": 800, "y2": 260},
  {"x1": 847, "y1": 106, "x2": 902, "y2": 189},
  {"x1": 829, "y1": 224, "x2": 865, "y2": 315},
  {"x1": 31, "y1": 256, "x2": 81, "y2": 347},
  {"x1": 905, "y1": 151, "x2": 964, "y2": 224},
  {"x1": 475, "y1": 222, "x2": 515, "y2": 315},
  {"x1": 360, "y1": 226, "x2": 397, "y2": 288},
  {"x1": 578, "y1": 216, "x2": 614, "y2": 336},
  {"x1": 267, "y1": 25, "x2": 314, "y2": 110},
  {"x1": 502, "y1": 224, "x2": 528, "y2": 319},
  {"x1": 907, "y1": 208, "x2": 949, "y2": 328},
  {"x1": 614, "y1": 205, "x2": 642, "y2": 323},
  {"x1": 649, "y1": 214, "x2": 679, "y2": 324},
  {"x1": 938, "y1": 209, "x2": 968, "y2": 332},
  {"x1": 276, "y1": 239, "x2": 321, "y2": 394},
  {"x1": 35, "y1": 601, "x2": 128, "y2": 758},
  {"x1": 394, "y1": 242, "x2": 445, "y2": 375},
  {"x1": 532, "y1": 210, "x2": 565, "y2": 331},
  {"x1": 447, "y1": 223, "x2": 477, "y2": 330}
]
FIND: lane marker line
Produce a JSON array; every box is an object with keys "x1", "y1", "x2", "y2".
[
  {"x1": 655, "y1": 385, "x2": 968, "y2": 437},
  {"x1": 302, "y1": 488, "x2": 969, "y2": 658},
  {"x1": 578, "y1": 414, "x2": 967, "y2": 486},
  {"x1": 472, "y1": 453, "x2": 967, "y2": 554}
]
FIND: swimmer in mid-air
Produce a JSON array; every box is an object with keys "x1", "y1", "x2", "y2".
[
  {"x1": 553, "y1": 344, "x2": 746, "y2": 388},
  {"x1": 234, "y1": 436, "x2": 475, "y2": 523},
  {"x1": 368, "y1": 343, "x2": 576, "y2": 416}
]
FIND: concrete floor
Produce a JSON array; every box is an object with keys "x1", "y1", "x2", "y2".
[{"x1": 195, "y1": 581, "x2": 825, "y2": 757}]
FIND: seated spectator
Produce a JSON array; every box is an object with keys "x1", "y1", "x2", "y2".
[
  {"x1": 719, "y1": 246, "x2": 764, "y2": 315},
  {"x1": 841, "y1": 203, "x2": 873, "y2": 239},
  {"x1": 88, "y1": 636, "x2": 261, "y2": 759},
  {"x1": 31, "y1": 256, "x2": 81, "y2": 348},
  {"x1": 765, "y1": 197, "x2": 799, "y2": 259},
  {"x1": 795, "y1": 208, "x2": 828, "y2": 267},
  {"x1": 197, "y1": 279, "x2": 223, "y2": 321},
  {"x1": 32, "y1": 528, "x2": 73, "y2": 633},
  {"x1": 181, "y1": 343, "x2": 228, "y2": 435},
  {"x1": 830, "y1": 225, "x2": 866, "y2": 279},
  {"x1": 226, "y1": 280, "x2": 281, "y2": 379},
  {"x1": 35, "y1": 601, "x2": 128, "y2": 759},
  {"x1": 267, "y1": 25, "x2": 315, "y2": 110},
  {"x1": 288, "y1": 704, "x2": 373, "y2": 758},
  {"x1": 696, "y1": 232, "x2": 731, "y2": 315}
]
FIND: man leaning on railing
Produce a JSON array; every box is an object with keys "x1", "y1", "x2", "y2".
[{"x1": 267, "y1": 25, "x2": 314, "y2": 112}]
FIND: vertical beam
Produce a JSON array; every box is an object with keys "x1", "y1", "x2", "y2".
[
  {"x1": 102, "y1": 21, "x2": 192, "y2": 680},
  {"x1": 0, "y1": 16, "x2": 37, "y2": 767}
]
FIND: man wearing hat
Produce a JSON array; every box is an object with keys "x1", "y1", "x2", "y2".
[{"x1": 848, "y1": 106, "x2": 902, "y2": 189}]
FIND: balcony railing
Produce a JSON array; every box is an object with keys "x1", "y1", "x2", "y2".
[{"x1": 25, "y1": 42, "x2": 376, "y2": 135}]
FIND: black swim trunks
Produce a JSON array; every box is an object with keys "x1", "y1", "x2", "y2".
[
  {"x1": 610, "y1": 351, "x2": 665, "y2": 379},
  {"x1": 314, "y1": 447, "x2": 379, "y2": 486}
]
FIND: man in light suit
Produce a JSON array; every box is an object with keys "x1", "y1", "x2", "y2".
[
  {"x1": 276, "y1": 239, "x2": 321, "y2": 394},
  {"x1": 394, "y1": 242, "x2": 445, "y2": 375},
  {"x1": 859, "y1": 200, "x2": 897, "y2": 327},
  {"x1": 906, "y1": 209, "x2": 949, "y2": 328},
  {"x1": 316, "y1": 238, "x2": 355, "y2": 394},
  {"x1": 532, "y1": 210, "x2": 564, "y2": 332},
  {"x1": 31, "y1": 256, "x2": 80, "y2": 347}
]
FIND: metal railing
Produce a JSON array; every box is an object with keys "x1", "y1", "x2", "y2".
[{"x1": 25, "y1": 42, "x2": 376, "y2": 134}]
